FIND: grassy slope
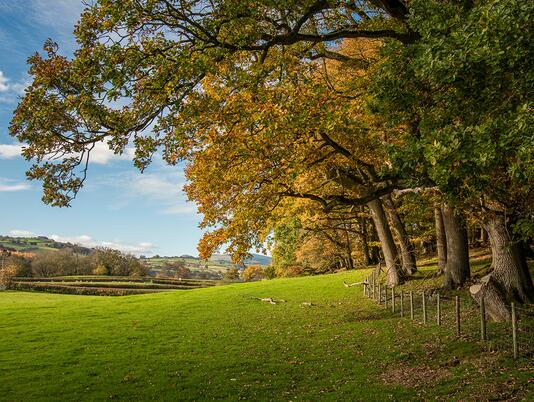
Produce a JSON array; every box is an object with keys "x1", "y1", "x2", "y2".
[{"x1": 0, "y1": 268, "x2": 532, "y2": 401}]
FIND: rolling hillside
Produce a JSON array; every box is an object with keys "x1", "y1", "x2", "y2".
[{"x1": 0, "y1": 236, "x2": 92, "y2": 255}]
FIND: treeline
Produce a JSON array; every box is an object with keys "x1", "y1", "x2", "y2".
[
  {"x1": 2, "y1": 248, "x2": 148, "y2": 278},
  {"x1": 156, "y1": 261, "x2": 222, "y2": 280},
  {"x1": 9, "y1": 0, "x2": 533, "y2": 322}
]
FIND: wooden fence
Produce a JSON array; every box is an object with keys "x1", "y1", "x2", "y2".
[{"x1": 362, "y1": 273, "x2": 534, "y2": 359}]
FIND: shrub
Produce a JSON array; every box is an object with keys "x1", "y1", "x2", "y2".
[
  {"x1": 4, "y1": 255, "x2": 32, "y2": 277},
  {"x1": 224, "y1": 267, "x2": 240, "y2": 281},
  {"x1": 262, "y1": 265, "x2": 277, "y2": 279},
  {"x1": 0, "y1": 265, "x2": 18, "y2": 288},
  {"x1": 92, "y1": 264, "x2": 109, "y2": 276},
  {"x1": 241, "y1": 265, "x2": 265, "y2": 282}
]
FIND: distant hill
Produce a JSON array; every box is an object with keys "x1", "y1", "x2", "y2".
[
  {"x1": 0, "y1": 236, "x2": 92, "y2": 255},
  {"x1": 209, "y1": 253, "x2": 272, "y2": 266},
  {"x1": 0, "y1": 235, "x2": 272, "y2": 267}
]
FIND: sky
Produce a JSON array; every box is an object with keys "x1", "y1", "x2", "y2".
[{"x1": 0, "y1": 0, "x2": 204, "y2": 257}]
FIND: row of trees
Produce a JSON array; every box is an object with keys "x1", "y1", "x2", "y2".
[
  {"x1": 3, "y1": 248, "x2": 148, "y2": 277},
  {"x1": 10, "y1": 0, "x2": 533, "y2": 320}
]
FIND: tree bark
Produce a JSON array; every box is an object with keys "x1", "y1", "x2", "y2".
[
  {"x1": 367, "y1": 199, "x2": 403, "y2": 286},
  {"x1": 434, "y1": 206, "x2": 447, "y2": 275},
  {"x1": 343, "y1": 224, "x2": 354, "y2": 271},
  {"x1": 369, "y1": 220, "x2": 381, "y2": 264},
  {"x1": 470, "y1": 276, "x2": 511, "y2": 322},
  {"x1": 383, "y1": 195, "x2": 417, "y2": 275},
  {"x1": 442, "y1": 204, "x2": 470, "y2": 288},
  {"x1": 359, "y1": 215, "x2": 372, "y2": 266},
  {"x1": 483, "y1": 214, "x2": 534, "y2": 304},
  {"x1": 480, "y1": 227, "x2": 488, "y2": 244}
]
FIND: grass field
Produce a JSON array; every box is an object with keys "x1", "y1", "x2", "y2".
[{"x1": 0, "y1": 267, "x2": 533, "y2": 401}]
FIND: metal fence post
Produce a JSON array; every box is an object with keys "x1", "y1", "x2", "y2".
[{"x1": 400, "y1": 291, "x2": 404, "y2": 317}]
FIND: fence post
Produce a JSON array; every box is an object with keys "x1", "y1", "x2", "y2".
[
  {"x1": 378, "y1": 283, "x2": 381, "y2": 305},
  {"x1": 480, "y1": 297, "x2": 487, "y2": 341},
  {"x1": 511, "y1": 302, "x2": 518, "y2": 359},
  {"x1": 436, "y1": 292, "x2": 441, "y2": 326},
  {"x1": 410, "y1": 291, "x2": 414, "y2": 320},
  {"x1": 422, "y1": 290, "x2": 426, "y2": 324},
  {"x1": 392, "y1": 286, "x2": 395, "y2": 313},
  {"x1": 363, "y1": 282, "x2": 367, "y2": 297},
  {"x1": 400, "y1": 291, "x2": 404, "y2": 317},
  {"x1": 385, "y1": 286, "x2": 388, "y2": 309},
  {"x1": 373, "y1": 275, "x2": 376, "y2": 300},
  {"x1": 455, "y1": 296, "x2": 461, "y2": 337}
]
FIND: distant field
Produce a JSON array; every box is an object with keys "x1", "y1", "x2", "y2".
[
  {"x1": 9, "y1": 276, "x2": 220, "y2": 296},
  {"x1": 143, "y1": 253, "x2": 271, "y2": 278},
  {"x1": 0, "y1": 263, "x2": 532, "y2": 401}
]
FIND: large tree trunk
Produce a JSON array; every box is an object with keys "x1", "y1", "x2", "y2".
[
  {"x1": 442, "y1": 204, "x2": 470, "y2": 288},
  {"x1": 383, "y1": 195, "x2": 417, "y2": 275},
  {"x1": 483, "y1": 214, "x2": 534, "y2": 304},
  {"x1": 470, "y1": 275, "x2": 511, "y2": 322},
  {"x1": 369, "y1": 221, "x2": 381, "y2": 264},
  {"x1": 434, "y1": 206, "x2": 447, "y2": 275},
  {"x1": 367, "y1": 199, "x2": 403, "y2": 286}
]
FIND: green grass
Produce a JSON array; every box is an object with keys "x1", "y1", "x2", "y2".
[{"x1": 0, "y1": 267, "x2": 532, "y2": 401}]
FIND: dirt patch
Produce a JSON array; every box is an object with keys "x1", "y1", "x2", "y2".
[{"x1": 380, "y1": 364, "x2": 451, "y2": 388}]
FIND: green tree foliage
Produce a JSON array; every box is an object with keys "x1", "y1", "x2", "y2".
[
  {"x1": 370, "y1": 0, "x2": 534, "y2": 229},
  {"x1": 271, "y1": 217, "x2": 301, "y2": 273}
]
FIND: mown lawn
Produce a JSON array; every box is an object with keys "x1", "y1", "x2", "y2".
[{"x1": 0, "y1": 268, "x2": 532, "y2": 401}]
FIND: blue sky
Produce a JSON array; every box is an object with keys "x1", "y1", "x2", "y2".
[{"x1": 0, "y1": 0, "x2": 204, "y2": 256}]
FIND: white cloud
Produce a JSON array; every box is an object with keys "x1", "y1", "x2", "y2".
[
  {"x1": 48, "y1": 234, "x2": 157, "y2": 256},
  {"x1": 9, "y1": 229, "x2": 34, "y2": 237},
  {"x1": 0, "y1": 71, "x2": 29, "y2": 97},
  {"x1": 0, "y1": 140, "x2": 135, "y2": 165},
  {"x1": 0, "y1": 143, "x2": 23, "y2": 159},
  {"x1": 89, "y1": 142, "x2": 135, "y2": 165},
  {"x1": 91, "y1": 169, "x2": 197, "y2": 216},
  {"x1": 131, "y1": 172, "x2": 197, "y2": 215},
  {"x1": 0, "y1": 178, "x2": 30, "y2": 192},
  {"x1": 0, "y1": 71, "x2": 8, "y2": 92}
]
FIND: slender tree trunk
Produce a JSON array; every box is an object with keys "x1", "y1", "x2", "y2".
[
  {"x1": 434, "y1": 206, "x2": 447, "y2": 275},
  {"x1": 442, "y1": 204, "x2": 470, "y2": 288},
  {"x1": 483, "y1": 214, "x2": 534, "y2": 304},
  {"x1": 367, "y1": 199, "x2": 403, "y2": 286},
  {"x1": 480, "y1": 227, "x2": 488, "y2": 244},
  {"x1": 360, "y1": 216, "x2": 372, "y2": 266},
  {"x1": 343, "y1": 222, "x2": 354, "y2": 270},
  {"x1": 383, "y1": 195, "x2": 417, "y2": 275},
  {"x1": 359, "y1": 210, "x2": 372, "y2": 266}
]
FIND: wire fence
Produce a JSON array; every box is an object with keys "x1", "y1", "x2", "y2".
[{"x1": 361, "y1": 273, "x2": 534, "y2": 359}]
